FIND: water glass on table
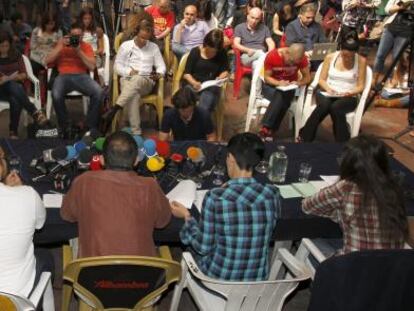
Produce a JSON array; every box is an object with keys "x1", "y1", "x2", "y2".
[{"x1": 298, "y1": 162, "x2": 312, "y2": 183}]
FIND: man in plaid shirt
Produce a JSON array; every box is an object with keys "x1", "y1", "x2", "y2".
[{"x1": 171, "y1": 133, "x2": 280, "y2": 281}]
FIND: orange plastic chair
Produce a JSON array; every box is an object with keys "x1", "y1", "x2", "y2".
[{"x1": 232, "y1": 48, "x2": 253, "y2": 98}]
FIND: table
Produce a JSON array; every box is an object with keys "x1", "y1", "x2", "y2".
[{"x1": 1, "y1": 138, "x2": 413, "y2": 245}]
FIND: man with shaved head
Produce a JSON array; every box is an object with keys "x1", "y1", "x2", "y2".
[
  {"x1": 233, "y1": 7, "x2": 275, "y2": 69},
  {"x1": 259, "y1": 43, "x2": 311, "y2": 138}
]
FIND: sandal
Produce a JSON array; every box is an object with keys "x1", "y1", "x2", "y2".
[{"x1": 32, "y1": 110, "x2": 47, "y2": 126}]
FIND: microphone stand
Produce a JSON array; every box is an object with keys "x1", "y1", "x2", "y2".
[{"x1": 364, "y1": 28, "x2": 414, "y2": 153}]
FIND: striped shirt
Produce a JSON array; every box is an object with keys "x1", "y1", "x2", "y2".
[
  {"x1": 302, "y1": 179, "x2": 405, "y2": 255},
  {"x1": 180, "y1": 178, "x2": 280, "y2": 281}
]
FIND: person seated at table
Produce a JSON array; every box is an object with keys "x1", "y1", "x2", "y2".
[
  {"x1": 61, "y1": 131, "x2": 171, "y2": 257},
  {"x1": 233, "y1": 7, "x2": 275, "y2": 69},
  {"x1": 146, "y1": 0, "x2": 175, "y2": 52},
  {"x1": 0, "y1": 31, "x2": 47, "y2": 139},
  {"x1": 172, "y1": 4, "x2": 210, "y2": 59},
  {"x1": 29, "y1": 13, "x2": 62, "y2": 76},
  {"x1": 45, "y1": 22, "x2": 104, "y2": 135},
  {"x1": 298, "y1": 33, "x2": 366, "y2": 142},
  {"x1": 0, "y1": 146, "x2": 54, "y2": 297},
  {"x1": 285, "y1": 3, "x2": 326, "y2": 70},
  {"x1": 302, "y1": 135, "x2": 409, "y2": 257},
  {"x1": 159, "y1": 87, "x2": 215, "y2": 141},
  {"x1": 171, "y1": 132, "x2": 280, "y2": 281},
  {"x1": 259, "y1": 43, "x2": 311, "y2": 139},
  {"x1": 183, "y1": 28, "x2": 229, "y2": 113}
]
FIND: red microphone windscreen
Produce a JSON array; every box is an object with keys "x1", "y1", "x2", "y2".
[
  {"x1": 90, "y1": 155, "x2": 102, "y2": 171},
  {"x1": 156, "y1": 140, "x2": 171, "y2": 158}
]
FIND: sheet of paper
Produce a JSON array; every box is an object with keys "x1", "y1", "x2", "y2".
[
  {"x1": 166, "y1": 180, "x2": 197, "y2": 209},
  {"x1": 291, "y1": 183, "x2": 318, "y2": 197},
  {"x1": 276, "y1": 185, "x2": 302, "y2": 199},
  {"x1": 309, "y1": 180, "x2": 330, "y2": 192},
  {"x1": 43, "y1": 194, "x2": 63, "y2": 208},
  {"x1": 276, "y1": 84, "x2": 298, "y2": 92},
  {"x1": 383, "y1": 87, "x2": 406, "y2": 95},
  {"x1": 320, "y1": 175, "x2": 339, "y2": 186},
  {"x1": 194, "y1": 190, "x2": 208, "y2": 213},
  {"x1": 199, "y1": 78, "x2": 227, "y2": 92},
  {"x1": 320, "y1": 91, "x2": 345, "y2": 98}
]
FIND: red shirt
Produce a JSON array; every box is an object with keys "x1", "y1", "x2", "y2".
[
  {"x1": 57, "y1": 42, "x2": 94, "y2": 74},
  {"x1": 146, "y1": 5, "x2": 175, "y2": 36},
  {"x1": 264, "y1": 49, "x2": 308, "y2": 82}
]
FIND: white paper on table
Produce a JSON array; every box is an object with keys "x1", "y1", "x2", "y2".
[
  {"x1": 320, "y1": 91, "x2": 345, "y2": 98},
  {"x1": 383, "y1": 87, "x2": 407, "y2": 95},
  {"x1": 194, "y1": 190, "x2": 208, "y2": 213},
  {"x1": 276, "y1": 185, "x2": 302, "y2": 199},
  {"x1": 320, "y1": 175, "x2": 339, "y2": 186},
  {"x1": 309, "y1": 180, "x2": 330, "y2": 191},
  {"x1": 43, "y1": 194, "x2": 63, "y2": 208},
  {"x1": 291, "y1": 183, "x2": 318, "y2": 197},
  {"x1": 198, "y1": 78, "x2": 228, "y2": 92},
  {"x1": 276, "y1": 84, "x2": 298, "y2": 92},
  {"x1": 166, "y1": 180, "x2": 197, "y2": 209},
  {"x1": 1, "y1": 71, "x2": 18, "y2": 83}
]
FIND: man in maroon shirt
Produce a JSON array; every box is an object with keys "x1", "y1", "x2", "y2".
[{"x1": 61, "y1": 131, "x2": 171, "y2": 257}]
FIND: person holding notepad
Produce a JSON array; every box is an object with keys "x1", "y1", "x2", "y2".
[
  {"x1": 298, "y1": 33, "x2": 367, "y2": 142},
  {"x1": 259, "y1": 43, "x2": 311, "y2": 138}
]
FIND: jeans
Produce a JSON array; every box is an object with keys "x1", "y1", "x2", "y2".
[
  {"x1": 199, "y1": 86, "x2": 221, "y2": 113},
  {"x1": 240, "y1": 50, "x2": 265, "y2": 70},
  {"x1": 52, "y1": 73, "x2": 104, "y2": 130},
  {"x1": 172, "y1": 42, "x2": 191, "y2": 60},
  {"x1": 261, "y1": 84, "x2": 296, "y2": 130},
  {"x1": 373, "y1": 28, "x2": 408, "y2": 73},
  {"x1": 299, "y1": 91, "x2": 357, "y2": 142},
  {"x1": 0, "y1": 81, "x2": 37, "y2": 133}
]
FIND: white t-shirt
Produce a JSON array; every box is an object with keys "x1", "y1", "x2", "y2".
[{"x1": 0, "y1": 184, "x2": 46, "y2": 297}]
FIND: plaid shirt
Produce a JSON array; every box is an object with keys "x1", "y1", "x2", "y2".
[
  {"x1": 180, "y1": 178, "x2": 280, "y2": 281},
  {"x1": 302, "y1": 180, "x2": 405, "y2": 255}
]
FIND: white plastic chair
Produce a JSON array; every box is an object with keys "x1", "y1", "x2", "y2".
[
  {"x1": 0, "y1": 271, "x2": 55, "y2": 311},
  {"x1": 0, "y1": 55, "x2": 41, "y2": 126},
  {"x1": 294, "y1": 238, "x2": 327, "y2": 279},
  {"x1": 301, "y1": 64, "x2": 373, "y2": 138},
  {"x1": 97, "y1": 33, "x2": 110, "y2": 87},
  {"x1": 245, "y1": 53, "x2": 306, "y2": 138},
  {"x1": 169, "y1": 249, "x2": 312, "y2": 311}
]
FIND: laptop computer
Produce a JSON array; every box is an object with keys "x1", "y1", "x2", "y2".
[{"x1": 310, "y1": 43, "x2": 338, "y2": 61}]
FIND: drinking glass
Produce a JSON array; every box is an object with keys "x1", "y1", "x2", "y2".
[{"x1": 298, "y1": 162, "x2": 312, "y2": 183}]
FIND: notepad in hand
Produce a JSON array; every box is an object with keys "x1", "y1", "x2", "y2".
[
  {"x1": 276, "y1": 84, "x2": 298, "y2": 92},
  {"x1": 166, "y1": 180, "x2": 197, "y2": 209},
  {"x1": 43, "y1": 194, "x2": 63, "y2": 208},
  {"x1": 198, "y1": 78, "x2": 228, "y2": 92},
  {"x1": 276, "y1": 185, "x2": 302, "y2": 199},
  {"x1": 291, "y1": 183, "x2": 318, "y2": 197}
]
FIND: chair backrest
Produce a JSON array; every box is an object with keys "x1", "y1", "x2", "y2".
[
  {"x1": 171, "y1": 52, "x2": 190, "y2": 96},
  {"x1": 308, "y1": 249, "x2": 414, "y2": 311},
  {"x1": 63, "y1": 255, "x2": 181, "y2": 310},
  {"x1": 114, "y1": 32, "x2": 123, "y2": 53},
  {"x1": 100, "y1": 33, "x2": 111, "y2": 86}
]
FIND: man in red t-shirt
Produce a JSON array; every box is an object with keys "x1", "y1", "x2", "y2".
[
  {"x1": 45, "y1": 22, "x2": 104, "y2": 135},
  {"x1": 146, "y1": 0, "x2": 175, "y2": 52},
  {"x1": 259, "y1": 43, "x2": 311, "y2": 138}
]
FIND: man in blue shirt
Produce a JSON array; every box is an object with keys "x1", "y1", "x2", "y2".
[{"x1": 171, "y1": 132, "x2": 280, "y2": 281}]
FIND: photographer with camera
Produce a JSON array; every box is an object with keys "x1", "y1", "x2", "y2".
[
  {"x1": 45, "y1": 22, "x2": 105, "y2": 136},
  {"x1": 373, "y1": 0, "x2": 414, "y2": 86}
]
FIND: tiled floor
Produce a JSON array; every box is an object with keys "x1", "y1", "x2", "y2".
[{"x1": 1, "y1": 51, "x2": 413, "y2": 310}]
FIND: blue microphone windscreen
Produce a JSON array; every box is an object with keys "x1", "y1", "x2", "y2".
[
  {"x1": 65, "y1": 146, "x2": 77, "y2": 160},
  {"x1": 143, "y1": 139, "x2": 156, "y2": 156},
  {"x1": 74, "y1": 141, "x2": 87, "y2": 153}
]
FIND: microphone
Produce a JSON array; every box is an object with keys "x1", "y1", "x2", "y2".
[
  {"x1": 133, "y1": 135, "x2": 144, "y2": 149},
  {"x1": 64, "y1": 146, "x2": 77, "y2": 161},
  {"x1": 42, "y1": 145, "x2": 69, "y2": 163},
  {"x1": 143, "y1": 139, "x2": 157, "y2": 157},
  {"x1": 156, "y1": 140, "x2": 171, "y2": 158},
  {"x1": 95, "y1": 137, "x2": 106, "y2": 151},
  {"x1": 77, "y1": 149, "x2": 93, "y2": 170},
  {"x1": 73, "y1": 140, "x2": 87, "y2": 153},
  {"x1": 90, "y1": 155, "x2": 102, "y2": 171},
  {"x1": 187, "y1": 146, "x2": 204, "y2": 163},
  {"x1": 146, "y1": 156, "x2": 165, "y2": 172}
]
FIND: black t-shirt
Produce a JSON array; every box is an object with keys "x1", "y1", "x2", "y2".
[
  {"x1": 160, "y1": 106, "x2": 214, "y2": 141},
  {"x1": 387, "y1": 11, "x2": 414, "y2": 37},
  {"x1": 184, "y1": 47, "x2": 229, "y2": 83}
]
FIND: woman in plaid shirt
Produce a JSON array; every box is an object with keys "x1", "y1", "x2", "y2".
[{"x1": 302, "y1": 135, "x2": 409, "y2": 256}]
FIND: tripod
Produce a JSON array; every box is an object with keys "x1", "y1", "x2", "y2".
[{"x1": 365, "y1": 30, "x2": 414, "y2": 153}]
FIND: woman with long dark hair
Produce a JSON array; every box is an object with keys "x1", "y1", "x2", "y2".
[
  {"x1": 302, "y1": 135, "x2": 408, "y2": 255},
  {"x1": 0, "y1": 31, "x2": 46, "y2": 138}
]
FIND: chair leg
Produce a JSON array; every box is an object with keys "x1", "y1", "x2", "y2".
[
  {"x1": 233, "y1": 72, "x2": 242, "y2": 98},
  {"x1": 42, "y1": 277, "x2": 55, "y2": 311},
  {"x1": 62, "y1": 284, "x2": 73, "y2": 311},
  {"x1": 169, "y1": 261, "x2": 189, "y2": 311}
]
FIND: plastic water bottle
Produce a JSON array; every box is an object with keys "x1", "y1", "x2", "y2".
[{"x1": 268, "y1": 145, "x2": 288, "y2": 183}]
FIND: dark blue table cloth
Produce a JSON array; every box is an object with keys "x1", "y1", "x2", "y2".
[{"x1": 1, "y1": 139, "x2": 413, "y2": 245}]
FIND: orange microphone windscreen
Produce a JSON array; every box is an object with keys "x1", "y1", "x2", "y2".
[{"x1": 187, "y1": 147, "x2": 201, "y2": 161}]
